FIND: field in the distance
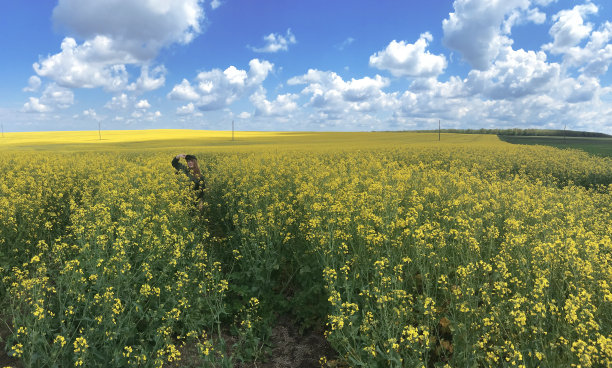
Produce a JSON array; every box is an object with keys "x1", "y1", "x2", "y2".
[
  {"x1": 0, "y1": 129, "x2": 496, "y2": 152},
  {"x1": 499, "y1": 135, "x2": 612, "y2": 158},
  {"x1": 1, "y1": 130, "x2": 611, "y2": 367}
]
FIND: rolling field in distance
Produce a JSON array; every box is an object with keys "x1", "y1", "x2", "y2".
[
  {"x1": 1, "y1": 130, "x2": 611, "y2": 367},
  {"x1": 499, "y1": 135, "x2": 612, "y2": 158},
  {"x1": 0, "y1": 129, "x2": 496, "y2": 152}
]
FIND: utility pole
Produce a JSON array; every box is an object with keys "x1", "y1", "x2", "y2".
[
  {"x1": 1, "y1": 122, "x2": 4, "y2": 138},
  {"x1": 98, "y1": 121, "x2": 101, "y2": 141},
  {"x1": 438, "y1": 120, "x2": 441, "y2": 141},
  {"x1": 232, "y1": 120, "x2": 234, "y2": 141},
  {"x1": 563, "y1": 123, "x2": 566, "y2": 144}
]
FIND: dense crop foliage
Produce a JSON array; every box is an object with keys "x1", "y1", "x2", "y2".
[{"x1": 1, "y1": 133, "x2": 611, "y2": 367}]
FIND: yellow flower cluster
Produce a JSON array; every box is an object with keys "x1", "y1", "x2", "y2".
[
  {"x1": 0, "y1": 151, "x2": 229, "y2": 367},
  {"x1": 206, "y1": 138, "x2": 611, "y2": 367}
]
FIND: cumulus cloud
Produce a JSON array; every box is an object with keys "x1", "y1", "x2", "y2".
[
  {"x1": 34, "y1": 37, "x2": 131, "y2": 91},
  {"x1": 211, "y1": 0, "x2": 222, "y2": 10},
  {"x1": 40, "y1": 83, "x2": 74, "y2": 108},
  {"x1": 369, "y1": 32, "x2": 447, "y2": 78},
  {"x1": 250, "y1": 88, "x2": 299, "y2": 117},
  {"x1": 83, "y1": 108, "x2": 96, "y2": 117},
  {"x1": 168, "y1": 79, "x2": 200, "y2": 101},
  {"x1": 465, "y1": 47, "x2": 561, "y2": 99},
  {"x1": 23, "y1": 98, "x2": 52, "y2": 113},
  {"x1": 34, "y1": 0, "x2": 204, "y2": 91},
  {"x1": 543, "y1": 3, "x2": 598, "y2": 53},
  {"x1": 526, "y1": 8, "x2": 547, "y2": 24},
  {"x1": 176, "y1": 103, "x2": 196, "y2": 115},
  {"x1": 501, "y1": 6, "x2": 547, "y2": 35},
  {"x1": 168, "y1": 59, "x2": 274, "y2": 110},
  {"x1": 288, "y1": 70, "x2": 397, "y2": 115},
  {"x1": 52, "y1": 0, "x2": 204, "y2": 60},
  {"x1": 23, "y1": 83, "x2": 74, "y2": 113},
  {"x1": 250, "y1": 29, "x2": 296, "y2": 53},
  {"x1": 535, "y1": 4, "x2": 612, "y2": 79},
  {"x1": 126, "y1": 65, "x2": 166, "y2": 93},
  {"x1": 547, "y1": 19, "x2": 612, "y2": 77},
  {"x1": 135, "y1": 99, "x2": 151, "y2": 109},
  {"x1": 83, "y1": 108, "x2": 104, "y2": 121},
  {"x1": 237, "y1": 111, "x2": 252, "y2": 119},
  {"x1": 557, "y1": 75, "x2": 600, "y2": 103},
  {"x1": 443, "y1": 0, "x2": 535, "y2": 70},
  {"x1": 573, "y1": 22, "x2": 612, "y2": 76},
  {"x1": 105, "y1": 93, "x2": 129, "y2": 110},
  {"x1": 130, "y1": 110, "x2": 161, "y2": 121},
  {"x1": 23, "y1": 76, "x2": 42, "y2": 92},
  {"x1": 392, "y1": 72, "x2": 608, "y2": 133}
]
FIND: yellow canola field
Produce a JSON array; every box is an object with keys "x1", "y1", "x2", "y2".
[
  {"x1": 0, "y1": 129, "x2": 495, "y2": 151},
  {"x1": 0, "y1": 129, "x2": 283, "y2": 151},
  {"x1": 1, "y1": 131, "x2": 611, "y2": 367}
]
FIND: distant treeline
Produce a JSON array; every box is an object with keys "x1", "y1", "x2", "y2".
[{"x1": 412, "y1": 128, "x2": 612, "y2": 138}]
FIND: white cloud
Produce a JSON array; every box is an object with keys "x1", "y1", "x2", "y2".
[
  {"x1": 390, "y1": 67, "x2": 610, "y2": 133},
  {"x1": 211, "y1": 0, "x2": 222, "y2": 9},
  {"x1": 533, "y1": 0, "x2": 557, "y2": 5},
  {"x1": 543, "y1": 3, "x2": 598, "y2": 53},
  {"x1": 369, "y1": 32, "x2": 447, "y2": 78},
  {"x1": 135, "y1": 99, "x2": 151, "y2": 109},
  {"x1": 23, "y1": 83, "x2": 74, "y2": 113},
  {"x1": 83, "y1": 108, "x2": 96, "y2": 117},
  {"x1": 501, "y1": 6, "x2": 547, "y2": 35},
  {"x1": 126, "y1": 65, "x2": 166, "y2": 92},
  {"x1": 557, "y1": 75, "x2": 600, "y2": 103},
  {"x1": 549, "y1": 21, "x2": 612, "y2": 77},
  {"x1": 168, "y1": 79, "x2": 200, "y2": 101},
  {"x1": 250, "y1": 88, "x2": 299, "y2": 117},
  {"x1": 442, "y1": 0, "x2": 533, "y2": 70},
  {"x1": 105, "y1": 93, "x2": 129, "y2": 110},
  {"x1": 130, "y1": 110, "x2": 161, "y2": 121},
  {"x1": 575, "y1": 22, "x2": 612, "y2": 76},
  {"x1": 250, "y1": 29, "x2": 297, "y2": 53},
  {"x1": 40, "y1": 83, "x2": 74, "y2": 109},
  {"x1": 237, "y1": 111, "x2": 251, "y2": 119},
  {"x1": 336, "y1": 37, "x2": 355, "y2": 51},
  {"x1": 465, "y1": 47, "x2": 561, "y2": 99},
  {"x1": 223, "y1": 66, "x2": 247, "y2": 85},
  {"x1": 23, "y1": 98, "x2": 51, "y2": 113},
  {"x1": 538, "y1": 5, "x2": 612, "y2": 78},
  {"x1": 23, "y1": 76, "x2": 42, "y2": 92},
  {"x1": 248, "y1": 59, "x2": 275, "y2": 85},
  {"x1": 34, "y1": 0, "x2": 204, "y2": 91},
  {"x1": 83, "y1": 108, "x2": 103, "y2": 121},
  {"x1": 168, "y1": 59, "x2": 274, "y2": 110},
  {"x1": 288, "y1": 70, "x2": 397, "y2": 116},
  {"x1": 526, "y1": 8, "x2": 546, "y2": 24},
  {"x1": 52, "y1": 0, "x2": 204, "y2": 60},
  {"x1": 34, "y1": 37, "x2": 131, "y2": 91},
  {"x1": 176, "y1": 102, "x2": 195, "y2": 115}
]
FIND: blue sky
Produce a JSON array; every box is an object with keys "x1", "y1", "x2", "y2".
[{"x1": 1, "y1": 0, "x2": 612, "y2": 133}]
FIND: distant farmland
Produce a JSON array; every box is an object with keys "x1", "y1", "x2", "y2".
[{"x1": 499, "y1": 135, "x2": 612, "y2": 158}]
